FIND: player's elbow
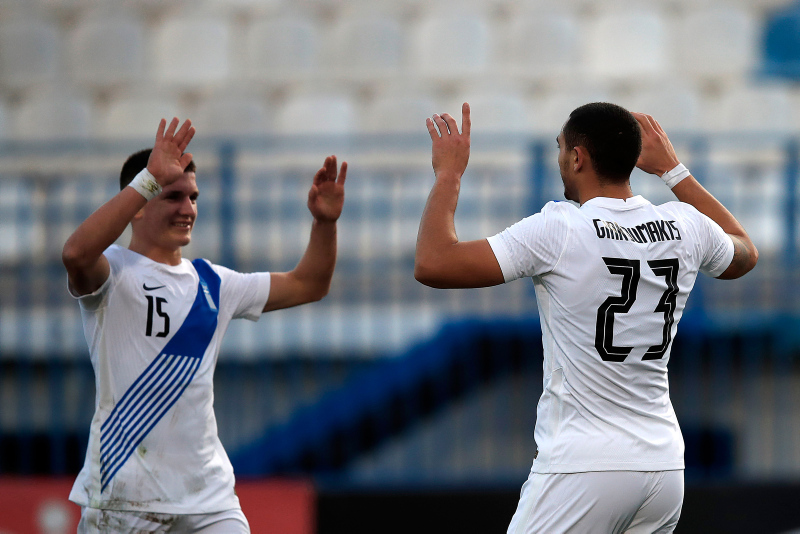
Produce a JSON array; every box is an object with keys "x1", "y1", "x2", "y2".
[
  {"x1": 62, "y1": 240, "x2": 87, "y2": 272},
  {"x1": 309, "y1": 285, "x2": 329, "y2": 303},
  {"x1": 414, "y1": 259, "x2": 447, "y2": 288},
  {"x1": 303, "y1": 279, "x2": 331, "y2": 303},
  {"x1": 747, "y1": 243, "x2": 759, "y2": 271},
  {"x1": 718, "y1": 238, "x2": 759, "y2": 279},
  {"x1": 737, "y1": 238, "x2": 759, "y2": 277}
]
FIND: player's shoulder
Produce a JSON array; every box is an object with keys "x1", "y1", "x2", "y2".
[
  {"x1": 103, "y1": 244, "x2": 146, "y2": 270},
  {"x1": 535, "y1": 200, "x2": 579, "y2": 223},
  {"x1": 542, "y1": 200, "x2": 579, "y2": 214},
  {"x1": 195, "y1": 258, "x2": 242, "y2": 285},
  {"x1": 514, "y1": 200, "x2": 575, "y2": 230},
  {"x1": 654, "y1": 200, "x2": 708, "y2": 224},
  {"x1": 191, "y1": 257, "x2": 225, "y2": 277},
  {"x1": 191, "y1": 257, "x2": 213, "y2": 269},
  {"x1": 103, "y1": 244, "x2": 126, "y2": 261},
  {"x1": 653, "y1": 201, "x2": 723, "y2": 248},
  {"x1": 504, "y1": 201, "x2": 575, "y2": 245}
]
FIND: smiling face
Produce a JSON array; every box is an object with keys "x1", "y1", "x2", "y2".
[{"x1": 132, "y1": 171, "x2": 199, "y2": 255}]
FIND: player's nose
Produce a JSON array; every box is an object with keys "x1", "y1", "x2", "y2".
[{"x1": 177, "y1": 197, "x2": 196, "y2": 217}]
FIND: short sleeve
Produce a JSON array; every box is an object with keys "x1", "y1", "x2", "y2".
[
  {"x1": 213, "y1": 264, "x2": 271, "y2": 321},
  {"x1": 697, "y1": 214, "x2": 735, "y2": 278},
  {"x1": 69, "y1": 246, "x2": 121, "y2": 311},
  {"x1": 486, "y1": 201, "x2": 571, "y2": 283}
]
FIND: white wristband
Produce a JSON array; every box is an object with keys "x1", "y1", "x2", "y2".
[
  {"x1": 661, "y1": 163, "x2": 690, "y2": 189},
  {"x1": 128, "y1": 168, "x2": 162, "y2": 201}
]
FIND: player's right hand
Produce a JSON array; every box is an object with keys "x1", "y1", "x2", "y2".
[
  {"x1": 633, "y1": 112, "x2": 680, "y2": 177},
  {"x1": 427, "y1": 102, "x2": 471, "y2": 180},
  {"x1": 147, "y1": 118, "x2": 196, "y2": 187}
]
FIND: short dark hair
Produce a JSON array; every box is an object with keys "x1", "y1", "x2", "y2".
[
  {"x1": 119, "y1": 149, "x2": 196, "y2": 190},
  {"x1": 562, "y1": 102, "x2": 641, "y2": 182}
]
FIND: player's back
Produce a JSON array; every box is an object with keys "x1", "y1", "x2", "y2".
[{"x1": 490, "y1": 195, "x2": 733, "y2": 474}]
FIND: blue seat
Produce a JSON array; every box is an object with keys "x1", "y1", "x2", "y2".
[{"x1": 762, "y1": 4, "x2": 800, "y2": 79}]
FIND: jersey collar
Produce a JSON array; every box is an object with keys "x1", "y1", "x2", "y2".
[{"x1": 581, "y1": 195, "x2": 649, "y2": 211}]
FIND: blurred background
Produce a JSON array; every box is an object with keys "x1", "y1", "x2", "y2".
[{"x1": 1, "y1": 0, "x2": 800, "y2": 532}]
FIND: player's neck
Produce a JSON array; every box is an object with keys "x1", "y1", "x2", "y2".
[
  {"x1": 128, "y1": 237, "x2": 183, "y2": 266},
  {"x1": 578, "y1": 180, "x2": 633, "y2": 205}
]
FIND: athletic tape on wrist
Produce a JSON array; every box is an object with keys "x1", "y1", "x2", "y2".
[
  {"x1": 128, "y1": 168, "x2": 162, "y2": 201},
  {"x1": 661, "y1": 163, "x2": 690, "y2": 189}
]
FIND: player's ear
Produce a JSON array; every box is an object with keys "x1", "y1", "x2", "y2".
[{"x1": 572, "y1": 146, "x2": 586, "y2": 171}]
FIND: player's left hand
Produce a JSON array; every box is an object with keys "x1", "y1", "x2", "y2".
[
  {"x1": 633, "y1": 112, "x2": 681, "y2": 177},
  {"x1": 147, "y1": 117, "x2": 196, "y2": 187},
  {"x1": 308, "y1": 155, "x2": 347, "y2": 223},
  {"x1": 427, "y1": 102, "x2": 471, "y2": 179}
]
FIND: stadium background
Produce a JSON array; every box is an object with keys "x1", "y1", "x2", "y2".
[{"x1": 2, "y1": 0, "x2": 800, "y2": 532}]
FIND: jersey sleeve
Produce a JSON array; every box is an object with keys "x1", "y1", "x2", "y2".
[
  {"x1": 69, "y1": 245, "x2": 121, "y2": 311},
  {"x1": 695, "y1": 212, "x2": 735, "y2": 278},
  {"x1": 486, "y1": 201, "x2": 571, "y2": 282},
  {"x1": 213, "y1": 264, "x2": 271, "y2": 321}
]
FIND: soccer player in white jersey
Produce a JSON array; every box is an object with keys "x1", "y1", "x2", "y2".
[
  {"x1": 415, "y1": 102, "x2": 757, "y2": 533},
  {"x1": 62, "y1": 117, "x2": 347, "y2": 533}
]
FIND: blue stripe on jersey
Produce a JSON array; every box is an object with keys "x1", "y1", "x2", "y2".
[{"x1": 99, "y1": 259, "x2": 221, "y2": 493}]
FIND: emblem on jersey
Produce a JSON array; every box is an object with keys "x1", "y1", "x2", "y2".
[
  {"x1": 99, "y1": 260, "x2": 220, "y2": 492},
  {"x1": 142, "y1": 283, "x2": 166, "y2": 291}
]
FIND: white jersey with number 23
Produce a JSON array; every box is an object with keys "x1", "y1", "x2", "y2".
[{"x1": 487, "y1": 195, "x2": 734, "y2": 473}]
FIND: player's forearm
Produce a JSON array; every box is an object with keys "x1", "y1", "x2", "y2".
[
  {"x1": 62, "y1": 188, "x2": 146, "y2": 272},
  {"x1": 670, "y1": 176, "x2": 747, "y2": 239},
  {"x1": 671, "y1": 175, "x2": 758, "y2": 277},
  {"x1": 414, "y1": 172, "x2": 461, "y2": 283},
  {"x1": 291, "y1": 219, "x2": 338, "y2": 301}
]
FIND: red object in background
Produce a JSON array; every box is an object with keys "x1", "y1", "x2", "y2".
[
  {"x1": 0, "y1": 478, "x2": 79, "y2": 533},
  {"x1": 0, "y1": 477, "x2": 315, "y2": 534},
  {"x1": 238, "y1": 479, "x2": 316, "y2": 534}
]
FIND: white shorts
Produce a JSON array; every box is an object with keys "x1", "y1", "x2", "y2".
[
  {"x1": 78, "y1": 507, "x2": 250, "y2": 534},
  {"x1": 507, "y1": 470, "x2": 683, "y2": 534}
]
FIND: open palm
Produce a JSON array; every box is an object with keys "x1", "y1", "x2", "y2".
[
  {"x1": 308, "y1": 156, "x2": 347, "y2": 222},
  {"x1": 147, "y1": 118, "x2": 196, "y2": 187}
]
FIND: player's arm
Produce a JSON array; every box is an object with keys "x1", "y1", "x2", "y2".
[
  {"x1": 414, "y1": 103, "x2": 505, "y2": 289},
  {"x1": 633, "y1": 112, "x2": 758, "y2": 280},
  {"x1": 62, "y1": 118, "x2": 196, "y2": 296},
  {"x1": 263, "y1": 156, "x2": 346, "y2": 312}
]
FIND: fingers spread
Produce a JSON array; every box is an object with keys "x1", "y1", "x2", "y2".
[
  {"x1": 165, "y1": 117, "x2": 179, "y2": 139},
  {"x1": 433, "y1": 114, "x2": 448, "y2": 136},
  {"x1": 179, "y1": 152, "x2": 193, "y2": 169},
  {"x1": 313, "y1": 165, "x2": 327, "y2": 185},
  {"x1": 327, "y1": 155, "x2": 337, "y2": 178},
  {"x1": 156, "y1": 118, "x2": 167, "y2": 142},
  {"x1": 442, "y1": 113, "x2": 459, "y2": 136},
  {"x1": 178, "y1": 126, "x2": 196, "y2": 152},
  {"x1": 426, "y1": 117, "x2": 439, "y2": 140},
  {"x1": 175, "y1": 119, "x2": 193, "y2": 144},
  {"x1": 337, "y1": 161, "x2": 348, "y2": 185}
]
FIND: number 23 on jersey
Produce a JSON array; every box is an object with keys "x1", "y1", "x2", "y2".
[{"x1": 595, "y1": 257, "x2": 679, "y2": 362}]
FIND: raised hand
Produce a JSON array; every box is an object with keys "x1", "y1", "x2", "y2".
[
  {"x1": 308, "y1": 155, "x2": 347, "y2": 223},
  {"x1": 427, "y1": 102, "x2": 471, "y2": 179},
  {"x1": 147, "y1": 118, "x2": 196, "y2": 187},
  {"x1": 633, "y1": 112, "x2": 680, "y2": 177}
]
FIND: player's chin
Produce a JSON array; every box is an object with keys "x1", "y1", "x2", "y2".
[{"x1": 172, "y1": 228, "x2": 192, "y2": 246}]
